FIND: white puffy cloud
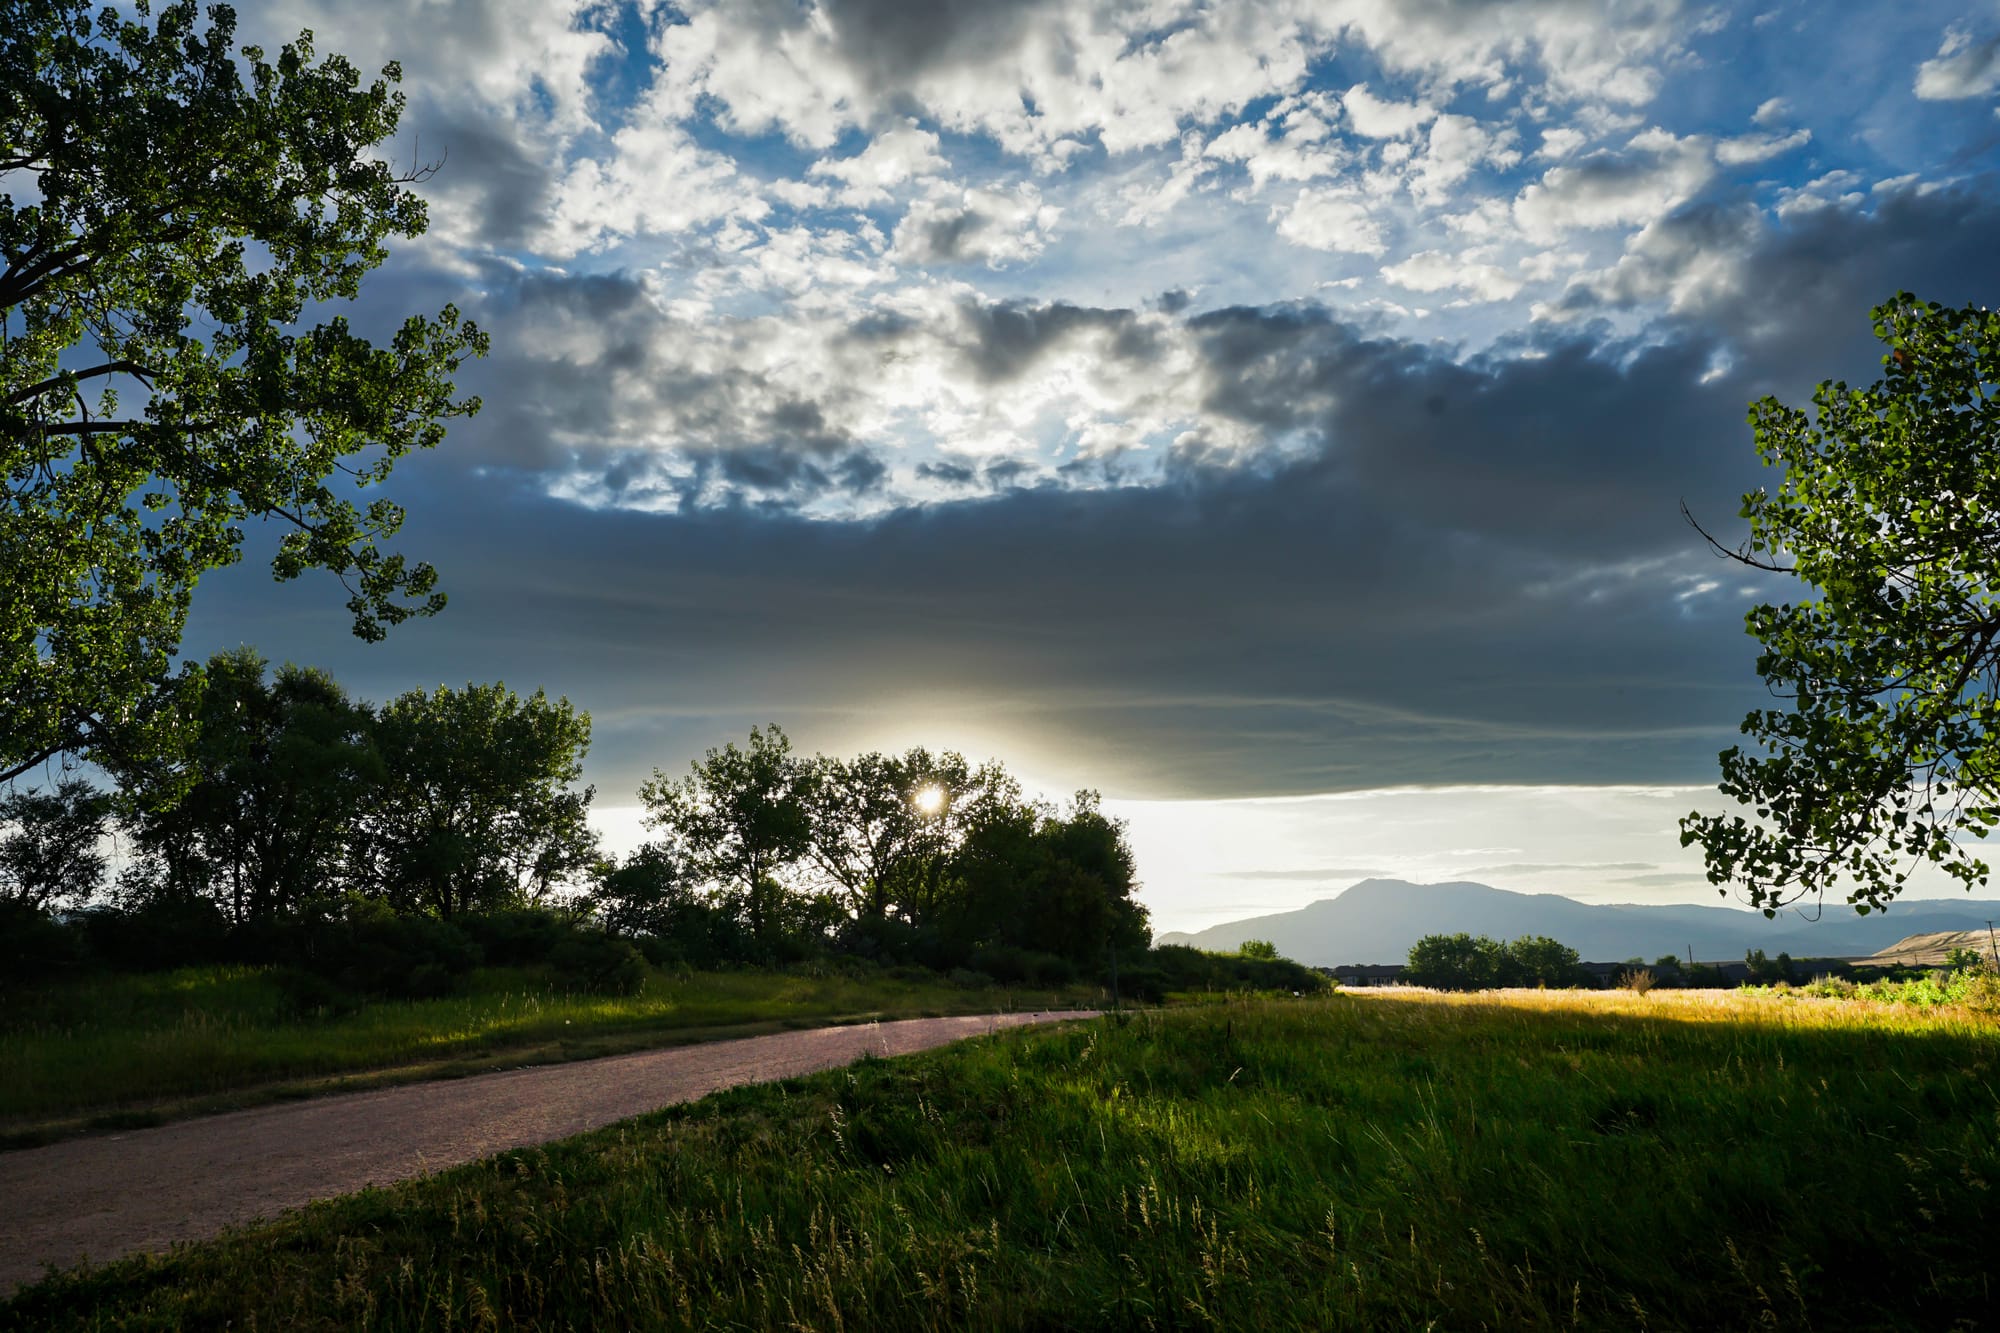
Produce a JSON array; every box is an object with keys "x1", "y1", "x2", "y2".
[
  {"x1": 1276, "y1": 189, "x2": 1389, "y2": 255},
  {"x1": 1715, "y1": 128, "x2": 1811, "y2": 165},
  {"x1": 1512, "y1": 128, "x2": 1712, "y2": 240},
  {"x1": 641, "y1": 0, "x2": 1697, "y2": 163},
  {"x1": 1381, "y1": 249, "x2": 1525, "y2": 302},
  {"x1": 1407, "y1": 114, "x2": 1523, "y2": 205},
  {"x1": 254, "y1": 0, "x2": 619, "y2": 131},
  {"x1": 1341, "y1": 83, "x2": 1435, "y2": 138},
  {"x1": 1751, "y1": 96, "x2": 1791, "y2": 127},
  {"x1": 1772, "y1": 169, "x2": 1865, "y2": 219},
  {"x1": 891, "y1": 183, "x2": 1062, "y2": 267},
  {"x1": 544, "y1": 123, "x2": 767, "y2": 255},
  {"x1": 1915, "y1": 25, "x2": 2000, "y2": 100},
  {"x1": 1204, "y1": 94, "x2": 1348, "y2": 189},
  {"x1": 808, "y1": 122, "x2": 951, "y2": 206},
  {"x1": 1535, "y1": 126, "x2": 1588, "y2": 159}
]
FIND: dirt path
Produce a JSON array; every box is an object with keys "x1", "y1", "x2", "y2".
[{"x1": 0, "y1": 1010, "x2": 1095, "y2": 1295}]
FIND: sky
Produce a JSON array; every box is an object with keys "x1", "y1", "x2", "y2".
[{"x1": 170, "y1": 0, "x2": 2000, "y2": 933}]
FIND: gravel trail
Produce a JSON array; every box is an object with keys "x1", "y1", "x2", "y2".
[{"x1": 0, "y1": 1010, "x2": 1095, "y2": 1295}]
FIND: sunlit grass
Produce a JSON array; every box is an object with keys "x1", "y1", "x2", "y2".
[
  {"x1": 10, "y1": 989, "x2": 1997, "y2": 1329},
  {"x1": 0, "y1": 964, "x2": 1090, "y2": 1127}
]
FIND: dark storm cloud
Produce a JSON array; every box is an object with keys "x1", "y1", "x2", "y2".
[{"x1": 200, "y1": 187, "x2": 2000, "y2": 800}]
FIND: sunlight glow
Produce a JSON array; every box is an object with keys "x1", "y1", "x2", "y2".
[{"x1": 912, "y1": 784, "x2": 947, "y2": 815}]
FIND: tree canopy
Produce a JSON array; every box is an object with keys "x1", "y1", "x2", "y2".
[
  {"x1": 1682, "y1": 295, "x2": 2000, "y2": 913},
  {"x1": 1, "y1": 0, "x2": 485, "y2": 782}
]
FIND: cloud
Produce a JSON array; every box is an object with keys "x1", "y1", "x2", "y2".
[
  {"x1": 1381, "y1": 250, "x2": 1525, "y2": 303},
  {"x1": 1512, "y1": 128, "x2": 1713, "y2": 240},
  {"x1": 1276, "y1": 189, "x2": 1389, "y2": 254},
  {"x1": 890, "y1": 183, "x2": 1062, "y2": 266},
  {"x1": 1715, "y1": 128, "x2": 1811, "y2": 165},
  {"x1": 1915, "y1": 25, "x2": 2000, "y2": 101},
  {"x1": 808, "y1": 121, "x2": 951, "y2": 206},
  {"x1": 1341, "y1": 84, "x2": 1435, "y2": 138}
]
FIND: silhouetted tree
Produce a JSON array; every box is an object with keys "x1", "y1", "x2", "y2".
[
  {"x1": 640, "y1": 725, "x2": 810, "y2": 944},
  {"x1": 0, "y1": 776, "x2": 110, "y2": 909}
]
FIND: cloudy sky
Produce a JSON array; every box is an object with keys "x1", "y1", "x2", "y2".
[{"x1": 182, "y1": 0, "x2": 2000, "y2": 931}]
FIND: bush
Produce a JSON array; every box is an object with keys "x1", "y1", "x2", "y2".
[
  {"x1": 319, "y1": 907, "x2": 482, "y2": 999},
  {"x1": 968, "y1": 945, "x2": 1076, "y2": 986},
  {"x1": 459, "y1": 908, "x2": 580, "y2": 967},
  {"x1": 0, "y1": 899, "x2": 84, "y2": 986},
  {"x1": 77, "y1": 898, "x2": 231, "y2": 971},
  {"x1": 272, "y1": 966, "x2": 362, "y2": 1019},
  {"x1": 1618, "y1": 968, "x2": 1656, "y2": 994},
  {"x1": 549, "y1": 932, "x2": 647, "y2": 997}
]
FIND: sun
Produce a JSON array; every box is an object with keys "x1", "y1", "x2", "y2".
[{"x1": 912, "y1": 784, "x2": 947, "y2": 815}]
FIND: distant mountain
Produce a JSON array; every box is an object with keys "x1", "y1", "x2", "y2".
[{"x1": 1154, "y1": 878, "x2": 2000, "y2": 966}]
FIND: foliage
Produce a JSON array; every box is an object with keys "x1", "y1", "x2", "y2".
[
  {"x1": 547, "y1": 932, "x2": 646, "y2": 997},
  {"x1": 0, "y1": 775, "x2": 109, "y2": 908},
  {"x1": 1405, "y1": 932, "x2": 1587, "y2": 990},
  {"x1": 113, "y1": 647, "x2": 378, "y2": 921},
  {"x1": 1945, "y1": 944, "x2": 1993, "y2": 973},
  {"x1": 1404, "y1": 932, "x2": 1507, "y2": 990},
  {"x1": 12, "y1": 993, "x2": 2000, "y2": 1329},
  {"x1": 0, "y1": 0, "x2": 485, "y2": 783},
  {"x1": 1502, "y1": 933, "x2": 1583, "y2": 986},
  {"x1": 640, "y1": 725, "x2": 811, "y2": 944},
  {"x1": 366, "y1": 682, "x2": 598, "y2": 918},
  {"x1": 799, "y1": 748, "x2": 1014, "y2": 923},
  {"x1": 1682, "y1": 295, "x2": 2000, "y2": 912},
  {"x1": 1238, "y1": 938, "x2": 1279, "y2": 960}
]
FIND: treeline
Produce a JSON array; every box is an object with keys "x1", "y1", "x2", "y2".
[
  {"x1": 1, "y1": 649, "x2": 1322, "y2": 1001},
  {"x1": 1403, "y1": 933, "x2": 1590, "y2": 990}
]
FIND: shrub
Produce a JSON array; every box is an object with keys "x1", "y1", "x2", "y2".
[
  {"x1": 0, "y1": 899, "x2": 84, "y2": 986},
  {"x1": 1618, "y1": 968, "x2": 1656, "y2": 994},
  {"x1": 459, "y1": 907, "x2": 579, "y2": 967},
  {"x1": 548, "y1": 932, "x2": 647, "y2": 997},
  {"x1": 968, "y1": 945, "x2": 1076, "y2": 986},
  {"x1": 319, "y1": 906, "x2": 482, "y2": 999}
]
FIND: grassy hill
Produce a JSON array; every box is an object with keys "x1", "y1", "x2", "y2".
[
  {"x1": 1865, "y1": 930, "x2": 2000, "y2": 968},
  {"x1": 9, "y1": 990, "x2": 1997, "y2": 1329}
]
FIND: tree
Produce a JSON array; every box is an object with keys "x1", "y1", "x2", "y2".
[
  {"x1": 1238, "y1": 939, "x2": 1279, "y2": 961},
  {"x1": 1503, "y1": 934, "x2": 1582, "y2": 987},
  {"x1": 365, "y1": 683, "x2": 597, "y2": 918},
  {"x1": 800, "y1": 747, "x2": 1022, "y2": 927},
  {"x1": 115, "y1": 647, "x2": 378, "y2": 921},
  {"x1": 945, "y1": 790, "x2": 1150, "y2": 967},
  {"x1": 0, "y1": 775, "x2": 108, "y2": 908},
  {"x1": 1404, "y1": 932, "x2": 1506, "y2": 991},
  {"x1": 1, "y1": 1, "x2": 486, "y2": 784},
  {"x1": 1681, "y1": 296, "x2": 2000, "y2": 913},
  {"x1": 639, "y1": 725, "x2": 812, "y2": 943}
]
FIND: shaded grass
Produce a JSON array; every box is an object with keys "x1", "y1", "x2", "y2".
[
  {"x1": 0, "y1": 964, "x2": 1090, "y2": 1134},
  {"x1": 8, "y1": 988, "x2": 1998, "y2": 1329}
]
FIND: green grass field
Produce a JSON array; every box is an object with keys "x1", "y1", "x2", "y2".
[
  {"x1": 0, "y1": 963, "x2": 1091, "y2": 1136},
  {"x1": 7, "y1": 988, "x2": 1996, "y2": 1329}
]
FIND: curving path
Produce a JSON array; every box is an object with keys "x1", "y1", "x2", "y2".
[{"x1": 0, "y1": 1010, "x2": 1095, "y2": 1295}]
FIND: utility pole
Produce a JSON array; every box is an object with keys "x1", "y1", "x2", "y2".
[{"x1": 1986, "y1": 920, "x2": 1998, "y2": 971}]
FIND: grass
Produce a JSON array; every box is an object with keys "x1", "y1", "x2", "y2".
[
  {"x1": 0, "y1": 963, "x2": 1092, "y2": 1136},
  {"x1": 7, "y1": 987, "x2": 1997, "y2": 1329}
]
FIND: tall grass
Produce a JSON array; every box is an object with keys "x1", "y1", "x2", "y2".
[
  {"x1": 0, "y1": 964, "x2": 1090, "y2": 1126},
  {"x1": 9, "y1": 988, "x2": 1996, "y2": 1329}
]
